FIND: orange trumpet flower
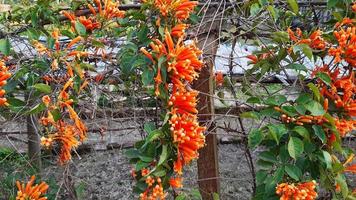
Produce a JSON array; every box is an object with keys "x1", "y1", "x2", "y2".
[{"x1": 16, "y1": 176, "x2": 49, "y2": 200}]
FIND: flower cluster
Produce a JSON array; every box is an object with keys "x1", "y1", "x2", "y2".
[
  {"x1": 16, "y1": 176, "x2": 49, "y2": 200},
  {"x1": 329, "y1": 18, "x2": 356, "y2": 66},
  {"x1": 40, "y1": 80, "x2": 87, "y2": 164},
  {"x1": 148, "y1": 0, "x2": 198, "y2": 20},
  {"x1": 276, "y1": 181, "x2": 318, "y2": 200},
  {"x1": 137, "y1": 0, "x2": 204, "y2": 199},
  {"x1": 0, "y1": 60, "x2": 11, "y2": 107},
  {"x1": 62, "y1": 0, "x2": 125, "y2": 32},
  {"x1": 287, "y1": 27, "x2": 327, "y2": 51}
]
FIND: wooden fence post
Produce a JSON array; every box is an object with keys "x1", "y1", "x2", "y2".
[
  {"x1": 194, "y1": 10, "x2": 220, "y2": 200},
  {"x1": 26, "y1": 93, "x2": 42, "y2": 171}
]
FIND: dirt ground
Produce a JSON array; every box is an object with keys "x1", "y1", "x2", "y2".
[
  {"x1": 1, "y1": 117, "x2": 355, "y2": 200},
  {"x1": 41, "y1": 143, "x2": 256, "y2": 200}
]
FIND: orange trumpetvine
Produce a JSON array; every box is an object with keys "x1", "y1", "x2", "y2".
[
  {"x1": 276, "y1": 181, "x2": 318, "y2": 200},
  {"x1": 154, "y1": 0, "x2": 198, "y2": 20},
  {"x1": 171, "y1": 23, "x2": 188, "y2": 38},
  {"x1": 16, "y1": 175, "x2": 49, "y2": 200},
  {"x1": 63, "y1": 102, "x2": 87, "y2": 141},
  {"x1": 246, "y1": 54, "x2": 258, "y2": 64},
  {"x1": 329, "y1": 21, "x2": 356, "y2": 66},
  {"x1": 98, "y1": 0, "x2": 126, "y2": 19},
  {"x1": 52, "y1": 28, "x2": 60, "y2": 51},
  {"x1": 169, "y1": 110, "x2": 205, "y2": 170},
  {"x1": 32, "y1": 40, "x2": 49, "y2": 55},
  {"x1": 41, "y1": 136, "x2": 54, "y2": 148},
  {"x1": 169, "y1": 177, "x2": 183, "y2": 188},
  {"x1": 215, "y1": 71, "x2": 224, "y2": 86},
  {"x1": 67, "y1": 36, "x2": 82, "y2": 49},
  {"x1": 168, "y1": 90, "x2": 198, "y2": 115},
  {"x1": 42, "y1": 95, "x2": 51, "y2": 107},
  {"x1": 56, "y1": 124, "x2": 80, "y2": 164},
  {"x1": 0, "y1": 60, "x2": 11, "y2": 107}
]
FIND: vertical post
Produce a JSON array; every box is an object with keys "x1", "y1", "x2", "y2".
[
  {"x1": 194, "y1": 10, "x2": 220, "y2": 200},
  {"x1": 26, "y1": 93, "x2": 42, "y2": 171}
]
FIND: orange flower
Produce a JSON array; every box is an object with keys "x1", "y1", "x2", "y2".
[
  {"x1": 0, "y1": 60, "x2": 11, "y2": 107},
  {"x1": 154, "y1": 0, "x2": 198, "y2": 20},
  {"x1": 329, "y1": 22, "x2": 356, "y2": 66},
  {"x1": 168, "y1": 90, "x2": 198, "y2": 115},
  {"x1": 52, "y1": 28, "x2": 60, "y2": 51},
  {"x1": 64, "y1": 102, "x2": 87, "y2": 141},
  {"x1": 246, "y1": 54, "x2": 258, "y2": 64},
  {"x1": 345, "y1": 164, "x2": 356, "y2": 173},
  {"x1": 169, "y1": 177, "x2": 183, "y2": 188},
  {"x1": 78, "y1": 16, "x2": 101, "y2": 31},
  {"x1": 40, "y1": 136, "x2": 53, "y2": 148},
  {"x1": 42, "y1": 95, "x2": 51, "y2": 107},
  {"x1": 67, "y1": 36, "x2": 82, "y2": 49},
  {"x1": 95, "y1": 0, "x2": 125, "y2": 19},
  {"x1": 215, "y1": 71, "x2": 224, "y2": 86},
  {"x1": 56, "y1": 124, "x2": 80, "y2": 164},
  {"x1": 62, "y1": 10, "x2": 100, "y2": 32},
  {"x1": 171, "y1": 23, "x2": 188, "y2": 38},
  {"x1": 169, "y1": 110, "x2": 205, "y2": 165},
  {"x1": 16, "y1": 175, "x2": 49, "y2": 200},
  {"x1": 32, "y1": 40, "x2": 49, "y2": 55},
  {"x1": 287, "y1": 27, "x2": 327, "y2": 50},
  {"x1": 145, "y1": 176, "x2": 155, "y2": 186},
  {"x1": 276, "y1": 181, "x2": 318, "y2": 200}
]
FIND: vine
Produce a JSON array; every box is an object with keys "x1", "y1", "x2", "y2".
[{"x1": 127, "y1": 0, "x2": 206, "y2": 199}]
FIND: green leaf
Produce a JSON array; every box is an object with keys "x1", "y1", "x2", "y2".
[
  {"x1": 327, "y1": 0, "x2": 338, "y2": 9},
  {"x1": 267, "y1": 5, "x2": 278, "y2": 21},
  {"x1": 250, "y1": 3, "x2": 261, "y2": 16},
  {"x1": 248, "y1": 129, "x2": 263, "y2": 148},
  {"x1": 144, "y1": 122, "x2": 156, "y2": 134},
  {"x1": 285, "y1": 164, "x2": 302, "y2": 181},
  {"x1": 293, "y1": 44, "x2": 312, "y2": 60},
  {"x1": 316, "y1": 72, "x2": 331, "y2": 86},
  {"x1": 268, "y1": 124, "x2": 287, "y2": 145},
  {"x1": 322, "y1": 150, "x2": 332, "y2": 169},
  {"x1": 175, "y1": 194, "x2": 187, "y2": 200},
  {"x1": 240, "y1": 111, "x2": 260, "y2": 120},
  {"x1": 286, "y1": 0, "x2": 299, "y2": 14},
  {"x1": 246, "y1": 97, "x2": 261, "y2": 104},
  {"x1": 146, "y1": 130, "x2": 162, "y2": 143},
  {"x1": 212, "y1": 193, "x2": 220, "y2": 200},
  {"x1": 135, "y1": 161, "x2": 150, "y2": 171},
  {"x1": 272, "y1": 31, "x2": 289, "y2": 43},
  {"x1": 285, "y1": 63, "x2": 308, "y2": 71},
  {"x1": 335, "y1": 174, "x2": 349, "y2": 198},
  {"x1": 312, "y1": 125, "x2": 327, "y2": 144},
  {"x1": 259, "y1": 151, "x2": 278, "y2": 163},
  {"x1": 257, "y1": 160, "x2": 274, "y2": 170},
  {"x1": 0, "y1": 38, "x2": 11, "y2": 56},
  {"x1": 27, "y1": 103, "x2": 46, "y2": 114},
  {"x1": 125, "y1": 149, "x2": 140, "y2": 159},
  {"x1": 157, "y1": 145, "x2": 168, "y2": 166},
  {"x1": 307, "y1": 83, "x2": 321, "y2": 101},
  {"x1": 191, "y1": 189, "x2": 203, "y2": 200},
  {"x1": 265, "y1": 95, "x2": 287, "y2": 106},
  {"x1": 75, "y1": 21, "x2": 87, "y2": 36},
  {"x1": 288, "y1": 137, "x2": 304, "y2": 159},
  {"x1": 256, "y1": 171, "x2": 268, "y2": 184},
  {"x1": 293, "y1": 126, "x2": 310, "y2": 140},
  {"x1": 274, "y1": 167, "x2": 285, "y2": 183},
  {"x1": 142, "y1": 68, "x2": 154, "y2": 86},
  {"x1": 304, "y1": 100, "x2": 325, "y2": 116},
  {"x1": 33, "y1": 83, "x2": 51, "y2": 94}
]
